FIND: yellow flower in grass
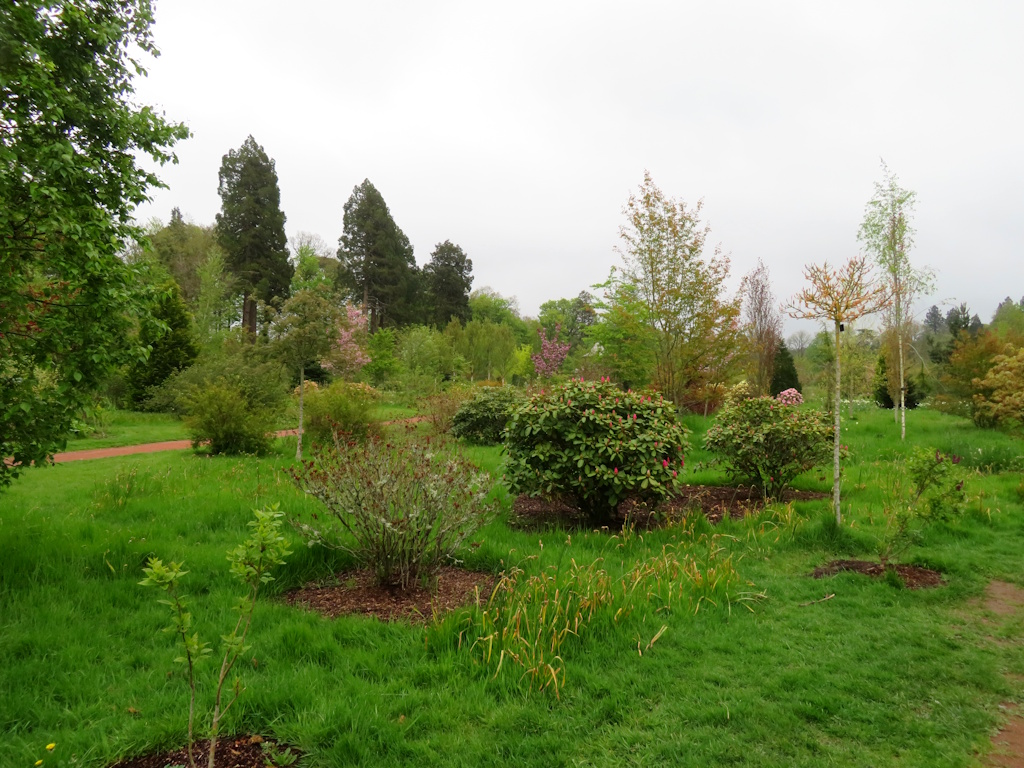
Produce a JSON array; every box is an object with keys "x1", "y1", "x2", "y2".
[
  {"x1": 47, "y1": 744, "x2": 56, "y2": 751},
  {"x1": 35, "y1": 761, "x2": 43, "y2": 766}
]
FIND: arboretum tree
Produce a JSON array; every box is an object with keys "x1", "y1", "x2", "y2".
[
  {"x1": 787, "y1": 257, "x2": 887, "y2": 523},
  {"x1": 0, "y1": 0, "x2": 188, "y2": 487},
  {"x1": 770, "y1": 341, "x2": 801, "y2": 396},
  {"x1": 609, "y1": 172, "x2": 742, "y2": 408},
  {"x1": 423, "y1": 240, "x2": 473, "y2": 327},
  {"x1": 743, "y1": 259, "x2": 783, "y2": 396},
  {"x1": 858, "y1": 162, "x2": 933, "y2": 439},
  {"x1": 538, "y1": 291, "x2": 597, "y2": 352},
  {"x1": 147, "y1": 209, "x2": 219, "y2": 306},
  {"x1": 126, "y1": 280, "x2": 199, "y2": 407},
  {"x1": 337, "y1": 179, "x2": 420, "y2": 331},
  {"x1": 216, "y1": 136, "x2": 292, "y2": 334}
]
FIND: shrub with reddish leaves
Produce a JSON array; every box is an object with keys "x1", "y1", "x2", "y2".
[
  {"x1": 503, "y1": 378, "x2": 690, "y2": 522},
  {"x1": 291, "y1": 435, "x2": 495, "y2": 589}
]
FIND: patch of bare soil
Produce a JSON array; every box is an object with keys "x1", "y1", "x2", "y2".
[
  {"x1": 811, "y1": 559, "x2": 944, "y2": 589},
  {"x1": 511, "y1": 485, "x2": 828, "y2": 530},
  {"x1": 981, "y1": 581, "x2": 1024, "y2": 768},
  {"x1": 283, "y1": 565, "x2": 494, "y2": 623},
  {"x1": 111, "y1": 735, "x2": 295, "y2": 768}
]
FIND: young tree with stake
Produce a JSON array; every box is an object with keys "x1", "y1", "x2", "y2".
[{"x1": 787, "y1": 257, "x2": 888, "y2": 523}]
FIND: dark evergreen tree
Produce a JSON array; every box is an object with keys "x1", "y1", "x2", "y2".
[
  {"x1": 216, "y1": 136, "x2": 292, "y2": 333},
  {"x1": 423, "y1": 240, "x2": 473, "y2": 327},
  {"x1": 769, "y1": 341, "x2": 801, "y2": 396},
  {"x1": 945, "y1": 303, "x2": 972, "y2": 337},
  {"x1": 923, "y1": 304, "x2": 944, "y2": 334},
  {"x1": 336, "y1": 179, "x2": 421, "y2": 331},
  {"x1": 127, "y1": 281, "x2": 199, "y2": 407},
  {"x1": 873, "y1": 354, "x2": 921, "y2": 409}
]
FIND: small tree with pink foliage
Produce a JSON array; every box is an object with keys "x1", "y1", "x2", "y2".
[
  {"x1": 532, "y1": 325, "x2": 571, "y2": 378},
  {"x1": 324, "y1": 305, "x2": 371, "y2": 378}
]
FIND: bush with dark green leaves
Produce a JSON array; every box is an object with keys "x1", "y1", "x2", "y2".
[
  {"x1": 703, "y1": 395, "x2": 832, "y2": 500},
  {"x1": 503, "y1": 378, "x2": 690, "y2": 522},
  {"x1": 451, "y1": 386, "x2": 525, "y2": 444}
]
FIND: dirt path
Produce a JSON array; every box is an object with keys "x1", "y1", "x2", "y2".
[
  {"x1": 52, "y1": 430, "x2": 299, "y2": 463},
  {"x1": 981, "y1": 581, "x2": 1024, "y2": 767}
]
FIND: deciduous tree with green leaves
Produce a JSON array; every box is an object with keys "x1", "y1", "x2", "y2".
[
  {"x1": 858, "y1": 162, "x2": 933, "y2": 439},
  {"x1": 0, "y1": 0, "x2": 188, "y2": 487}
]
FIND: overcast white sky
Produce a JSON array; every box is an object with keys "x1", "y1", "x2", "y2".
[{"x1": 133, "y1": 0, "x2": 1023, "y2": 334}]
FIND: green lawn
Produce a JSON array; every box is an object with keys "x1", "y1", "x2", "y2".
[
  {"x1": 65, "y1": 409, "x2": 189, "y2": 451},
  {"x1": 3, "y1": 407, "x2": 1024, "y2": 766}
]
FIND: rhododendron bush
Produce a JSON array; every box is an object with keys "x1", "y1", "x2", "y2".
[{"x1": 503, "y1": 378, "x2": 690, "y2": 522}]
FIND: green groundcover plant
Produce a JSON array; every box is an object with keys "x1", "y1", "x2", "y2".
[
  {"x1": 503, "y1": 378, "x2": 690, "y2": 522},
  {"x1": 140, "y1": 505, "x2": 290, "y2": 768},
  {"x1": 451, "y1": 386, "x2": 525, "y2": 444},
  {"x1": 703, "y1": 395, "x2": 832, "y2": 500}
]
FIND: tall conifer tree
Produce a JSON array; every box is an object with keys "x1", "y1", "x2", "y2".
[
  {"x1": 216, "y1": 136, "x2": 292, "y2": 333},
  {"x1": 423, "y1": 240, "x2": 473, "y2": 327},
  {"x1": 336, "y1": 179, "x2": 420, "y2": 331}
]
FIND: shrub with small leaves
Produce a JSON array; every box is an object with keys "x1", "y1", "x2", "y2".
[
  {"x1": 503, "y1": 378, "x2": 690, "y2": 522},
  {"x1": 775, "y1": 388, "x2": 803, "y2": 406},
  {"x1": 451, "y1": 386, "x2": 525, "y2": 444},
  {"x1": 291, "y1": 435, "x2": 496, "y2": 589},
  {"x1": 303, "y1": 380, "x2": 380, "y2": 444},
  {"x1": 703, "y1": 395, "x2": 832, "y2": 500},
  {"x1": 183, "y1": 380, "x2": 279, "y2": 455},
  {"x1": 419, "y1": 386, "x2": 475, "y2": 435}
]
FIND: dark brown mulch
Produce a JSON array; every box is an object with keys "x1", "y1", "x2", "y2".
[
  {"x1": 283, "y1": 565, "x2": 494, "y2": 623},
  {"x1": 111, "y1": 735, "x2": 295, "y2": 768},
  {"x1": 812, "y1": 559, "x2": 945, "y2": 589},
  {"x1": 511, "y1": 485, "x2": 828, "y2": 529}
]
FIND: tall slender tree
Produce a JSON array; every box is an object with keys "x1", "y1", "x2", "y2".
[
  {"x1": 336, "y1": 179, "x2": 420, "y2": 331},
  {"x1": 858, "y1": 162, "x2": 933, "y2": 439},
  {"x1": 787, "y1": 257, "x2": 887, "y2": 523},
  {"x1": 216, "y1": 136, "x2": 292, "y2": 334},
  {"x1": 742, "y1": 259, "x2": 783, "y2": 396},
  {"x1": 423, "y1": 240, "x2": 473, "y2": 326}
]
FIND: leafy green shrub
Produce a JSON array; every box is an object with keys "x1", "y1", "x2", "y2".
[
  {"x1": 503, "y1": 378, "x2": 690, "y2": 522},
  {"x1": 703, "y1": 395, "x2": 832, "y2": 500},
  {"x1": 878, "y1": 448, "x2": 969, "y2": 565},
  {"x1": 291, "y1": 435, "x2": 495, "y2": 589},
  {"x1": 451, "y1": 386, "x2": 525, "y2": 444},
  {"x1": 183, "y1": 380, "x2": 278, "y2": 455},
  {"x1": 303, "y1": 381, "x2": 379, "y2": 444}
]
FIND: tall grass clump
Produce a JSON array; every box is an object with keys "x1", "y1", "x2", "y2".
[{"x1": 452, "y1": 530, "x2": 756, "y2": 698}]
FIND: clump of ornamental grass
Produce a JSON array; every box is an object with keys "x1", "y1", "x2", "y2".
[
  {"x1": 444, "y1": 530, "x2": 756, "y2": 698},
  {"x1": 291, "y1": 434, "x2": 496, "y2": 589},
  {"x1": 503, "y1": 378, "x2": 691, "y2": 524},
  {"x1": 139, "y1": 505, "x2": 290, "y2": 768}
]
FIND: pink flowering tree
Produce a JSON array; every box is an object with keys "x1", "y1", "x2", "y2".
[
  {"x1": 532, "y1": 325, "x2": 571, "y2": 378},
  {"x1": 324, "y1": 304, "x2": 371, "y2": 378}
]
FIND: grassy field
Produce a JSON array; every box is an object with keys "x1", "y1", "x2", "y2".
[{"x1": 3, "y1": 406, "x2": 1024, "y2": 766}]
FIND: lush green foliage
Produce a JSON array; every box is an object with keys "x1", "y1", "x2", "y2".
[
  {"x1": 303, "y1": 381, "x2": 379, "y2": 443},
  {"x1": 703, "y1": 396, "x2": 833, "y2": 500},
  {"x1": 503, "y1": 378, "x2": 691, "y2": 520},
  {"x1": 769, "y1": 341, "x2": 801, "y2": 396},
  {"x1": 140, "y1": 505, "x2": 290, "y2": 768},
  {"x1": 0, "y1": 0, "x2": 188, "y2": 487},
  {"x1": 973, "y1": 345, "x2": 1024, "y2": 432},
  {"x1": 291, "y1": 435, "x2": 495, "y2": 588},
  {"x1": 183, "y1": 380, "x2": 279, "y2": 455},
  {"x1": 127, "y1": 280, "x2": 199, "y2": 407},
  {"x1": 450, "y1": 386, "x2": 525, "y2": 444},
  {"x1": 423, "y1": 240, "x2": 473, "y2": 327}
]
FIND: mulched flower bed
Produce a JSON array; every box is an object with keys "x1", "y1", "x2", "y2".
[
  {"x1": 111, "y1": 734, "x2": 295, "y2": 768},
  {"x1": 512, "y1": 484, "x2": 828, "y2": 529},
  {"x1": 812, "y1": 559, "x2": 945, "y2": 589},
  {"x1": 283, "y1": 565, "x2": 495, "y2": 623}
]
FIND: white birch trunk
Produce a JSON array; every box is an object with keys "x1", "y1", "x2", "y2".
[
  {"x1": 833, "y1": 319, "x2": 842, "y2": 524},
  {"x1": 296, "y1": 367, "x2": 304, "y2": 461}
]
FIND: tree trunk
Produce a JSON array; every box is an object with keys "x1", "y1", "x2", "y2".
[
  {"x1": 833, "y1": 319, "x2": 842, "y2": 524},
  {"x1": 242, "y1": 293, "x2": 257, "y2": 336},
  {"x1": 897, "y1": 326, "x2": 906, "y2": 440},
  {"x1": 296, "y1": 366, "x2": 304, "y2": 461}
]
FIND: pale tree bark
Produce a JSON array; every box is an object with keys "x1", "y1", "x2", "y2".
[
  {"x1": 296, "y1": 366, "x2": 304, "y2": 461},
  {"x1": 833, "y1": 319, "x2": 842, "y2": 524}
]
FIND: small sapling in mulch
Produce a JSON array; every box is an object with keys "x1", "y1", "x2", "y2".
[{"x1": 139, "y1": 505, "x2": 291, "y2": 768}]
